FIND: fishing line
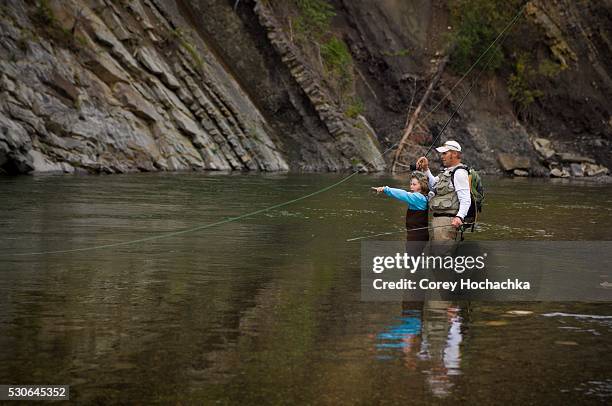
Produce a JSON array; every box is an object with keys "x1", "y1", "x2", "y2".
[
  {"x1": 424, "y1": 44, "x2": 497, "y2": 157},
  {"x1": 4, "y1": 172, "x2": 360, "y2": 257},
  {"x1": 346, "y1": 223, "x2": 475, "y2": 242},
  {"x1": 347, "y1": 225, "x2": 433, "y2": 242},
  {"x1": 2, "y1": 129, "x2": 399, "y2": 257},
  {"x1": 415, "y1": 3, "x2": 527, "y2": 133},
  {"x1": 1, "y1": 4, "x2": 525, "y2": 257},
  {"x1": 346, "y1": 6, "x2": 520, "y2": 243}
]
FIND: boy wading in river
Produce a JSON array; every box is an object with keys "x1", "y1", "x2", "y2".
[{"x1": 372, "y1": 174, "x2": 430, "y2": 254}]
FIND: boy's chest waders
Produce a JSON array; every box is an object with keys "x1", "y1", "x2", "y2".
[{"x1": 405, "y1": 209, "x2": 429, "y2": 241}]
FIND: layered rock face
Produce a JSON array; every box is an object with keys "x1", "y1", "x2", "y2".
[
  {"x1": 0, "y1": 0, "x2": 609, "y2": 177},
  {"x1": 176, "y1": 0, "x2": 384, "y2": 172},
  {"x1": 325, "y1": 0, "x2": 612, "y2": 176},
  {"x1": 0, "y1": 0, "x2": 383, "y2": 175}
]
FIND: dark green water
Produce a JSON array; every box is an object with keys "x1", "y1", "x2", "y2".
[{"x1": 0, "y1": 173, "x2": 611, "y2": 404}]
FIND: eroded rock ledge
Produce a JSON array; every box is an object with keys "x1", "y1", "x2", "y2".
[
  {"x1": 0, "y1": 0, "x2": 385, "y2": 175},
  {"x1": 253, "y1": 0, "x2": 385, "y2": 172}
]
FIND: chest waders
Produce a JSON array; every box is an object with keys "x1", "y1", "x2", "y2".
[
  {"x1": 405, "y1": 208, "x2": 429, "y2": 241},
  {"x1": 405, "y1": 207, "x2": 429, "y2": 256}
]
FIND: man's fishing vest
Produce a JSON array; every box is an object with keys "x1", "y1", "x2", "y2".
[{"x1": 429, "y1": 165, "x2": 466, "y2": 215}]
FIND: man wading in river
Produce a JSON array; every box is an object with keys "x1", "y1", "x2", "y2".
[{"x1": 416, "y1": 140, "x2": 470, "y2": 242}]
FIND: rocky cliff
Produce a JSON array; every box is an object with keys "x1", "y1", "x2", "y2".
[
  {"x1": 0, "y1": 0, "x2": 383, "y2": 175},
  {"x1": 0, "y1": 0, "x2": 610, "y2": 176},
  {"x1": 272, "y1": 0, "x2": 610, "y2": 177}
]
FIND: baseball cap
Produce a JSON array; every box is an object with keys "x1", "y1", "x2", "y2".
[{"x1": 435, "y1": 140, "x2": 462, "y2": 153}]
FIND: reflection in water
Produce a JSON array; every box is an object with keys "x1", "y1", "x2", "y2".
[
  {"x1": 0, "y1": 173, "x2": 611, "y2": 403},
  {"x1": 376, "y1": 301, "x2": 464, "y2": 397},
  {"x1": 376, "y1": 310, "x2": 421, "y2": 351},
  {"x1": 574, "y1": 379, "x2": 612, "y2": 398},
  {"x1": 542, "y1": 312, "x2": 612, "y2": 320}
]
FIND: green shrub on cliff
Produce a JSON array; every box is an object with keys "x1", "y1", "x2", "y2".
[
  {"x1": 537, "y1": 58, "x2": 563, "y2": 78},
  {"x1": 321, "y1": 37, "x2": 353, "y2": 89},
  {"x1": 345, "y1": 97, "x2": 364, "y2": 118},
  {"x1": 448, "y1": 0, "x2": 523, "y2": 74},
  {"x1": 294, "y1": 0, "x2": 335, "y2": 38},
  {"x1": 507, "y1": 53, "x2": 543, "y2": 115},
  {"x1": 170, "y1": 28, "x2": 204, "y2": 70},
  {"x1": 34, "y1": 0, "x2": 55, "y2": 25},
  {"x1": 279, "y1": 0, "x2": 359, "y2": 117}
]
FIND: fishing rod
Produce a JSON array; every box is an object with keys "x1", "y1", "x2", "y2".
[
  {"x1": 415, "y1": 2, "x2": 527, "y2": 151},
  {"x1": 347, "y1": 48, "x2": 503, "y2": 242},
  {"x1": 348, "y1": 6, "x2": 525, "y2": 243},
  {"x1": 346, "y1": 223, "x2": 475, "y2": 242},
  {"x1": 422, "y1": 58, "x2": 489, "y2": 159},
  {"x1": 348, "y1": 24, "x2": 514, "y2": 243},
  {"x1": 1, "y1": 5, "x2": 525, "y2": 258},
  {"x1": 410, "y1": 2, "x2": 527, "y2": 163}
]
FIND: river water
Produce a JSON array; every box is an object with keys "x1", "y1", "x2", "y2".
[{"x1": 0, "y1": 173, "x2": 611, "y2": 404}]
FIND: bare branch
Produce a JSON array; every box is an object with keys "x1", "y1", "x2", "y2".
[{"x1": 392, "y1": 54, "x2": 449, "y2": 173}]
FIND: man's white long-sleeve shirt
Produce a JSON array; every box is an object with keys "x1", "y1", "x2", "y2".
[{"x1": 425, "y1": 166, "x2": 471, "y2": 219}]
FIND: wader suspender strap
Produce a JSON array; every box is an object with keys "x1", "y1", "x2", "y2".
[{"x1": 450, "y1": 165, "x2": 476, "y2": 238}]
